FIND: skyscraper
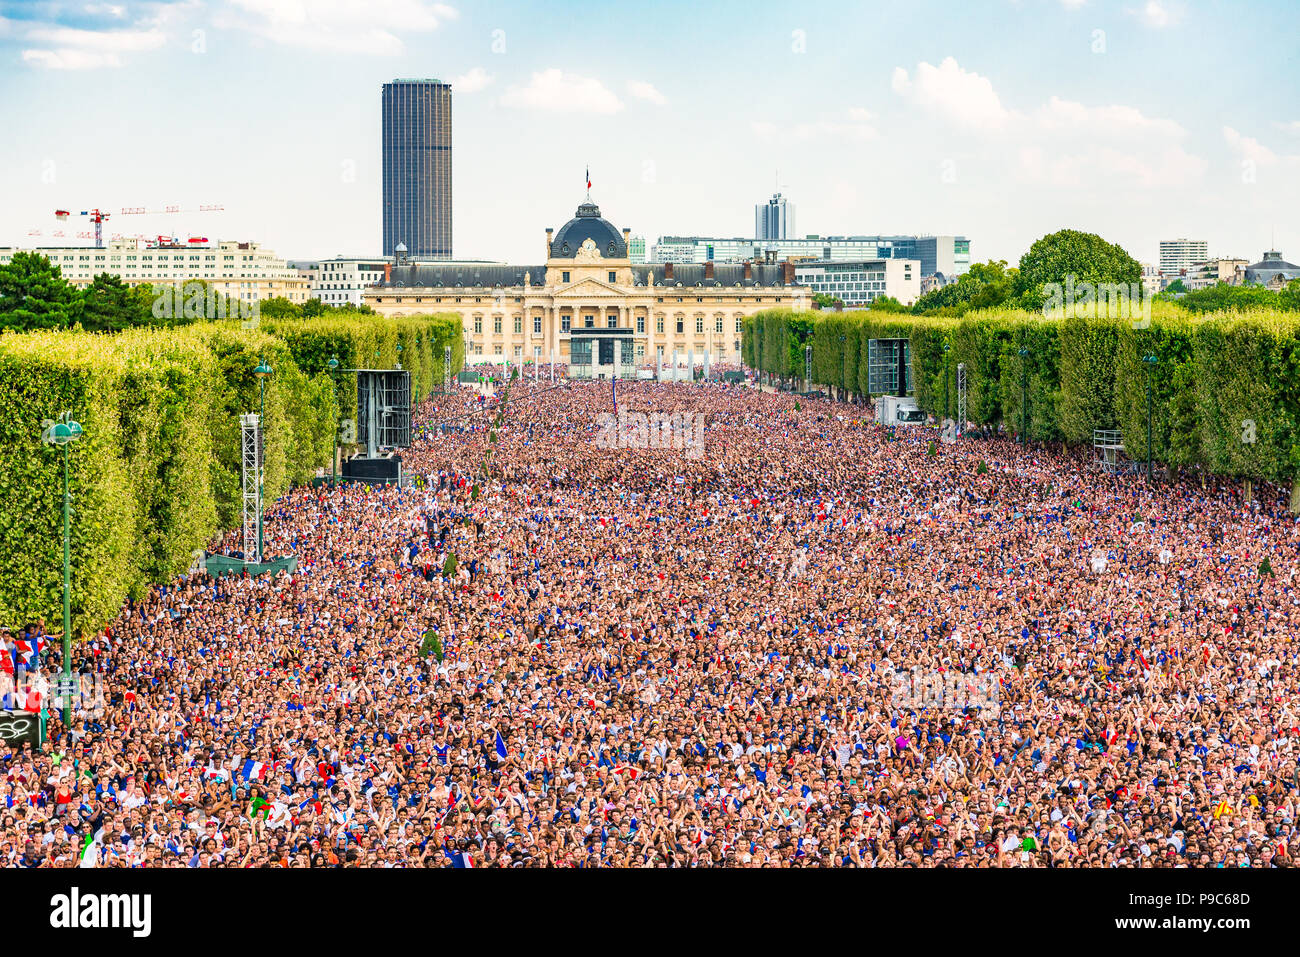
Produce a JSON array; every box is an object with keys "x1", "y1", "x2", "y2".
[
  {"x1": 382, "y1": 78, "x2": 452, "y2": 259},
  {"x1": 755, "y1": 192, "x2": 795, "y2": 241}
]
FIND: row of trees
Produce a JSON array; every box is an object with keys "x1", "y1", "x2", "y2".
[
  {"x1": 0, "y1": 312, "x2": 464, "y2": 638},
  {"x1": 858, "y1": 229, "x2": 1300, "y2": 318},
  {"x1": 0, "y1": 251, "x2": 376, "y2": 333},
  {"x1": 743, "y1": 305, "x2": 1300, "y2": 508}
]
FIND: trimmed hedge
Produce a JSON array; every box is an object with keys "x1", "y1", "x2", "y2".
[
  {"x1": 743, "y1": 306, "x2": 1300, "y2": 503},
  {"x1": 0, "y1": 312, "x2": 463, "y2": 638}
]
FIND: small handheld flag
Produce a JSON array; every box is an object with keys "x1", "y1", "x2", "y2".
[{"x1": 495, "y1": 731, "x2": 508, "y2": 760}]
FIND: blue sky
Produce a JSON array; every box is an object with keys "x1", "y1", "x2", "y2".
[{"x1": 0, "y1": 0, "x2": 1297, "y2": 267}]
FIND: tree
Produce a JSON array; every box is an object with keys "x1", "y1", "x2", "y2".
[
  {"x1": 80, "y1": 273, "x2": 153, "y2": 332},
  {"x1": 911, "y1": 261, "x2": 1017, "y2": 316},
  {"x1": 1164, "y1": 279, "x2": 1187, "y2": 294},
  {"x1": 1176, "y1": 282, "x2": 1277, "y2": 314},
  {"x1": 869, "y1": 296, "x2": 908, "y2": 313},
  {"x1": 1279, "y1": 279, "x2": 1300, "y2": 312},
  {"x1": 0, "y1": 252, "x2": 83, "y2": 331},
  {"x1": 1015, "y1": 230, "x2": 1141, "y2": 311},
  {"x1": 813, "y1": 293, "x2": 843, "y2": 310}
]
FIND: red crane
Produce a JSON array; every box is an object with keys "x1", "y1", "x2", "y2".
[{"x1": 80, "y1": 209, "x2": 110, "y2": 249}]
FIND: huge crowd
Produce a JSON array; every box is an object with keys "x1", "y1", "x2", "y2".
[{"x1": 3, "y1": 373, "x2": 1298, "y2": 868}]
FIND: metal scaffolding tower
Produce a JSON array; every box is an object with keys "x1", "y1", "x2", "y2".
[
  {"x1": 956, "y1": 363, "x2": 967, "y2": 437},
  {"x1": 240, "y1": 413, "x2": 262, "y2": 563}
]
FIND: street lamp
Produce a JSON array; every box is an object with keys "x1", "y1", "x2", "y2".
[
  {"x1": 254, "y1": 359, "x2": 273, "y2": 561},
  {"x1": 395, "y1": 342, "x2": 403, "y2": 370},
  {"x1": 327, "y1": 355, "x2": 340, "y2": 487},
  {"x1": 41, "y1": 410, "x2": 83, "y2": 725},
  {"x1": 1142, "y1": 354, "x2": 1159, "y2": 480}
]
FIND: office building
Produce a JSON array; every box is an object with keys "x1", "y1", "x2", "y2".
[
  {"x1": 650, "y1": 234, "x2": 970, "y2": 278},
  {"x1": 0, "y1": 238, "x2": 311, "y2": 304},
  {"x1": 1158, "y1": 239, "x2": 1208, "y2": 277},
  {"x1": 794, "y1": 259, "x2": 921, "y2": 307},
  {"x1": 382, "y1": 78, "x2": 452, "y2": 260},
  {"x1": 756, "y1": 192, "x2": 795, "y2": 241}
]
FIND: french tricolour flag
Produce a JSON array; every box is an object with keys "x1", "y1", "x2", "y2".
[{"x1": 240, "y1": 761, "x2": 267, "y2": 782}]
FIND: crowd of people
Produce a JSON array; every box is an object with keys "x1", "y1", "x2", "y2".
[{"x1": 2, "y1": 373, "x2": 1298, "y2": 868}]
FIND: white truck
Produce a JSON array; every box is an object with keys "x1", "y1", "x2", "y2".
[{"x1": 875, "y1": 395, "x2": 926, "y2": 427}]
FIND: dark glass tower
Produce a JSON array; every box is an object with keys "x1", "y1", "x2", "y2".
[{"x1": 382, "y1": 79, "x2": 452, "y2": 259}]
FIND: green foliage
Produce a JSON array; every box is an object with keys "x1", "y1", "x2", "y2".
[
  {"x1": 1176, "y1": 282, "x2": 1288, "y2": 315},
  {"x1": 420, "y1": 628, "x2": 444, "y2": 661},
  {"x1": 1015, "y1": 229, "x2": 1142, "y2": 311},
  {"x1": 869, "y1": 296, "x2": 908, "y2": 313},
  {"x1": 1056, "y1": 315, "x2": 1122, "y2": 442},
  {"x1": 0, "y1": 252, "x2": 84, "y2": 331},
  {"x1": 911, "y1": 261, "x2": 1018, "y2": 316},
  {"x1": 0, "y1": 312, "x2": 462, "y2": 639}
]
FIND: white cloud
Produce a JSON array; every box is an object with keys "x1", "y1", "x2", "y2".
[
  {"x1": 628, "y1": 80, "x2": 667, "y2": 106},
  {"x1": 1019, "y1": 143, "x2": 1206, "y2": 189},
  {"x1": 891, "y1": 57, "x2": 1010, "y2": 130},
  {"x1": 1274, "y1": 120, "x2": 1300, "y2": 135},
  {"x1": 82, "y1": 3, "x2": 127, "y2": 17},
  {"x1": 216, "y1": 0, "x2": 458, "y2": 55},
  {"x1": 452, "y1": 66, "x2": 493, "y2": 93},
  {"x1": 1034, "y1": 96, "x2": 1185, "y2": 138},
  {"x1": 1059, "y1": 0, "x2": 1088, "y2": 9},
  {"x1": 1223, "y1": 126, "x2": 1278, "y2": 165},
  {"x1": 499, "y1": 69, "x2": 623, "y2": 114},
  {"x1": 22, "y1": 47, "x2": 122, "y2": 68},
  {"x1": 750, "y1": 109, "x2": 876, "y2": 143},
  {"x1": 21, "y1": 23, "x2": 166, "y2": 69},
  {"x1": 1128, "y1": 0, "x2": 1182, "y2": 28},
  {"x1": 891, "y1": 57, "x2": 1205, "y2": 190}
]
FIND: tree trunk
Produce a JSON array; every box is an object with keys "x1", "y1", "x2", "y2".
[
  {"x1": 1291, "y1": 479, "x2": 1300, "y2": 515},
  {"x1": 1244, "y1": 478, "x2": 1253, "y2": 505}
]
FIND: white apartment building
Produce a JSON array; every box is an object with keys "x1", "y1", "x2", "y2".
[
  {"x1": 292, "y1": 256, "x2": 391, "y2": 307},
  {"x1": 0, "y1": 238, "x2": 310, "y2": 304},
  {"x1": 794, "y1": 258, "x2": 921, "y2": 307},
  {"x1": 1158, "y1": 239, "x2": 1208, "y2": 277}
]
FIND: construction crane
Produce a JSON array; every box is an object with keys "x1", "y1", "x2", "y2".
[
  {"x1": 78, "y1": 209, "x2": 110, "y2": 249},
  {"x1": 51, "y1": 203, "x2": 223, "y2": 248}
]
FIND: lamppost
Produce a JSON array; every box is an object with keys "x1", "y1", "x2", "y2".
[
  {"x1": 395, "y1": 342, "x2": 403, "y2": 370},
  {"x1": 41, "y1": 410, "x2": 83, "y2": 725},
  {"x1": 1018, "y1": 345, "x2": 1029, "y2": 447},
  {"x1": 1142, "y1": 354, "x2": 1158, "y2": 480},
  {"x1": 254, "y1": 359, "x2": 273, "y2": 561},
  {"x1": 327, "y1": 355, "x2": 340, "y2": 486}
]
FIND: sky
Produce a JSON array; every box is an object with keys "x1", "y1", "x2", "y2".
[{"x1": 0, "y1": 0, "x2": 1297, "y2": 267}]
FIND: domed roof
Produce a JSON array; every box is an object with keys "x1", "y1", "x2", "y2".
[{"x1": 550, "y1": 201, "x2": 626, "y2": 259}]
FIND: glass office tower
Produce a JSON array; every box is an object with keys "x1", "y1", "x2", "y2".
[{"x1": 382, "y1": 79, "x2": 452, "y2": 259}]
